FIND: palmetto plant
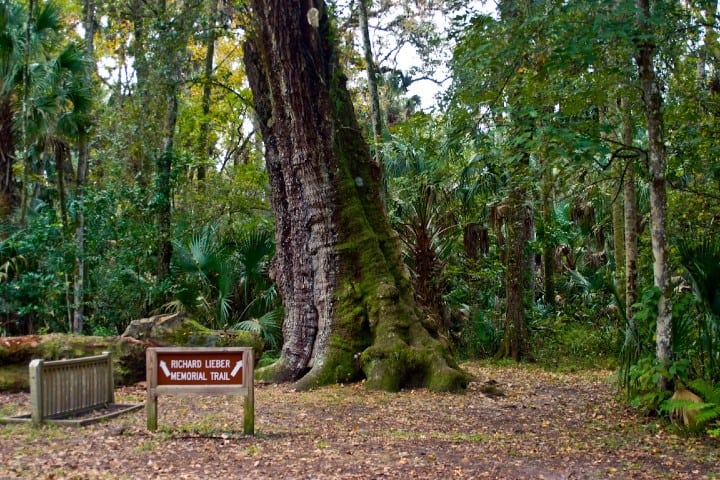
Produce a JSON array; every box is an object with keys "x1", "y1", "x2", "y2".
[
  {"x1": 230, "y1": 229, "x2": 282, "y2": 351},
  {"x1": 171, "y1": 225, "x2": 282, "y2": 349},
  {"x1": 171, "y1": 225, "x2": 237, "y2": 329},
  {"x1": 661, "y1": 379, "x2": 720, "y2": 432},
  {"x1": 677, "y1": 236, "x2": 720, "y2": 382}
]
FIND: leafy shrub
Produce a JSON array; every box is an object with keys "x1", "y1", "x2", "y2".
[
  {"x1": 455, "y1": 307, "x2": 501, "y2": 359},
  {"x1": 625, "y1": 356, "x2": 678, "y2": 413},
  {"x1": 531, "y1": 312, "x2": 621, "y2": 370},
  {"x1": 0, "y1": 206, "x2": 72, "y2": 334}
]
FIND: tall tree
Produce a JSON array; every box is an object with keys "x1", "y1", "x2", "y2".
[
  {"x1": 0, "y1": 0, "x2": 22, "y2": 219},
  {"x1": 73, "y1": 0, "x2": 96, "y2": 333},
  {"x1": 244, "y1": 0, "x2": 467, "y2": 391},
  {"x1": 357, "y1": 0, "x2": 383, "y2": 167},
  {"x1": 494, "y1": 0, "x2": 537, "y2": 361},
  {"x1": 621, "y1": 96, "x2": 640, "y2": 362},
  {"x1": 635, "y1": 0, "x2": 673, "y2": 388},
  {"x1": 196, "y1": 0, "x2": 219, "y2": 184}
]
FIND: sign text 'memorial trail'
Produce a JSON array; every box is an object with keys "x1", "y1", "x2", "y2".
[{"x1": 146, "y1": 347, "x2": 254, "y2": 435}]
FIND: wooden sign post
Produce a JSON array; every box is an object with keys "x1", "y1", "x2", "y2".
[{"x1": 146, "y1": 347, "x2": 254, "y2": 435}]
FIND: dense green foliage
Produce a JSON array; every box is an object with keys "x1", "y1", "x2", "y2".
[{"x1": 0, "y1": 0, "x2": 719, "y2": 432}]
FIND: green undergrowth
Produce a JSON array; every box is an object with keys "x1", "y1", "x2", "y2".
[{"x1": 531, "y1": 319, "x2": 621, "y2": 372}]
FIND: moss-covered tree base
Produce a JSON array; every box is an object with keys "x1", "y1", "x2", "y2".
[{"x1": 361, "y1": 324, "x2": 469, "y2": 392}]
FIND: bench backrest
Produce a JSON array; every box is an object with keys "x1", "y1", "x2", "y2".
[{"x1": 29, "y1": 352, "x2": 115, "y2": 424}]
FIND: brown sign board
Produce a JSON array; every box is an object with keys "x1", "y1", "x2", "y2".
[
  {"x1": 156, "y1": 351, "x2": 244, "y2": 385},
  {"x1": 146, "y1": 347, "x2": 254, "y2": 435}
]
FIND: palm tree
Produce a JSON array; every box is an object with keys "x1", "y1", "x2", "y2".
[
  {"x1": 383, "y1": 130, "x2": 458, "y2": 329},
  {"x1": 231, "y1": 228, "x2": 282, "y2": 352},
  {"x1": 171, "y1": 225, "x2": 279, "y2": 339},
  {"x1": 25, "y1": 41, "x2": 92, "y2": 229},
  {"x1": 0, "y1": 0, "x2": 26, "y2": 218},
  {"x1": 0, "y1": 1, "x2": 91, "y2": 223}
]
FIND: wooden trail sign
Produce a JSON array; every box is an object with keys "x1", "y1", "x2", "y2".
[{"x1": 146, "y1": 347, "x2": 254, "y2": 435}]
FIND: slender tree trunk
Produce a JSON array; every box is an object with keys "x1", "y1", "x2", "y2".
[
  {"x1": 604, "y1": 104, "x2": 624, "y2": 313},
  {"x1": 197, "y1": 0, "x2": 218, "y2": 183},
  {"x1": 155, "y1": 7, "x2": 191, "y2": 280},
  {"x1": 496, "y1": 0, "x2": 533, "y2": 360},
  {"x1": 244, "y1": 0, "x2": 467, "y2": 391},
  {"x1": 541, "y1": 153, "x2": 555, "y2": 307},
  {"x1": 19, "y1": 0, "x2": 35, "y2": 226},
  {"x1": 697, "y1": 0, "x2": 720, "y2": 91},
  {"x1": 358, "y1": 0, "x2": 383, "y2": 166},
  {"x1": 611, "y1": 143, "x2": 626, "y2": 309},
  {"x1": 500, "y1": 185, "x2": 530, "y2": 360},
  {"x1": 54, "y1": 141, "x2": 69, "y2": 231},
  {"x1": 622, "y1": 97, "x2": 640, "y2": 359},
  {"x1": 0, "y1": 96, "x2": 15, "y2": 220},
  {"x1": 635, "y1": 0, "x2": 672, "y2": 389},
  {"x1": 127, "y1": 0, "x2": 152, "y2": 184},
  {"x1": 157, "y1": 87, "x2": 177, "y2": 279},
  {"x1": 73, "y1": 0, "x2": 95, "y2": 334}
]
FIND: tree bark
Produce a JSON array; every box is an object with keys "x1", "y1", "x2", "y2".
[
  {"x1": 500, "y1": 186, "x2": 530, "y2": 360},
  {"x1": 635, "y1": 0, "x2": 672, "y2": 389},
  {"x1": 73, "y1": 0, "x2": 95, "y2": 334},
  {"x1": 621, "y1": 97, "x2": 640, "y2": 360},
  {"x1": 358, "y1": 0, "x2": 384, "y2": 167},
  {"x1": 244, "y1": 0, "x2": 467, "y2": 391},
  {"x1": 197, "y1": 0, "x2": 218, "y2": 183},
  {"x1": 540, "y1": 147, "x2": 554, "y2": 307},
  {"x1": 0, "y1": 96, "x2": 15, "y2": 220}
]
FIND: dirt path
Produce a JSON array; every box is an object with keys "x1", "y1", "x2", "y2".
[{"x1": 0, "y1": 362, "x2": 718, "y2": 479}]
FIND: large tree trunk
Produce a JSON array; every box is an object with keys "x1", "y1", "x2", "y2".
[
  {"x1": 635, "y1": 0, "x2": 672, "y2": 389},
  {"x1": 244, "y1": 0, "x2": 467, "y2": 392}
]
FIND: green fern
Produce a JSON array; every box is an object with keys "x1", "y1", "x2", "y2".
[
  {"x1": 233, "y1": 307, "x2": 282, "y2": 351},
  {"x1": 687, "y1": 379, "x2": 720, "y2": 426},
  {"x1": 661, "y1": 379, "x2": 720, "y2": 430}
]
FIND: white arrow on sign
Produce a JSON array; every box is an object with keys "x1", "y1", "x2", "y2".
[
  {"x1": 159, "y1": 360, "x2": 171, "y2": 377},
  {"x1": 230, "y1": 360, "x2": 243, "y2": 378}
]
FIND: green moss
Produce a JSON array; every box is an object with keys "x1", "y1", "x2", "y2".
[
  {"x1": 153, "y1": 319, "x2": 263, "y2": 352},
  {"x1": 156, "y1": 319, "x2": 213, "y2": 345},
  {"x1": 0, "y1": 364, "x2": 29, "y2": 392},
  {"x1": 255, "y1": 356, "x2": 292, "y2": 383}
]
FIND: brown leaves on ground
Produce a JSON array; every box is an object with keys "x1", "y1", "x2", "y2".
[{"x1": 1, "y1": 362, "x2": 718, "y2": 479}]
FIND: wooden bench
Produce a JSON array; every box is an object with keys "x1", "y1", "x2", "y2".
[{"x1": 29, "y1": 352, "x2": 115, "y2": 424}]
